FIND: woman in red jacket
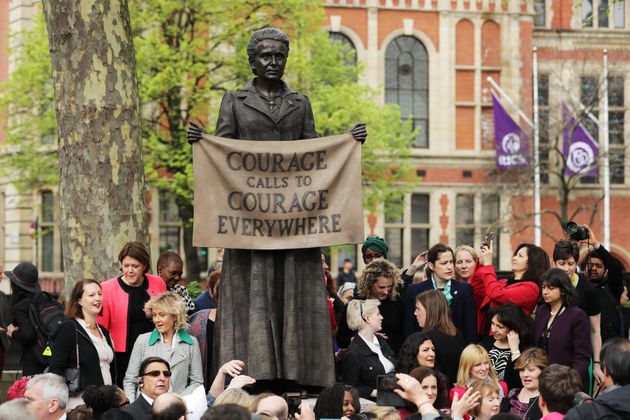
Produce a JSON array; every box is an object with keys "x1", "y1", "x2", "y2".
[
  {"x1": 97, "y1": 242, "x2": 166, "y2": 387},
  {"x1": 471, "y1": 242, "x2": 549, "y2": 338}
]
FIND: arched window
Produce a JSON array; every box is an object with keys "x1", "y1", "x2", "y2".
[
  {"x1": 385, "y1": 36, "x2": 429, "y2": 148},
  {"x1": 328, "y1": 32, "x2": 357, "y2": 65}
]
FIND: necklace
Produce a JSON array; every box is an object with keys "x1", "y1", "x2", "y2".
[{"x1": 84, "y1": 321, "x2": 97, "y2": 329}]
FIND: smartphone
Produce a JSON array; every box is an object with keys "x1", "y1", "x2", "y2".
[
  {"x1": 376, "y1": 374, "x2": 407, "y2": 408},
  {"x1": 482, "y1": 231, "x2": 495, "y2": 246},
  {"x1": 284, "y1": 392, "x2": 301, "y2": 416}
]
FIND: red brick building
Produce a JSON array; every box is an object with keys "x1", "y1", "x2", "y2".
[
  {"x1": 0, "y1": 0, "x2": 629, "y2": 278},
  {"x1": 323, "y1": 0, "x2": 630, "y2": 270}
]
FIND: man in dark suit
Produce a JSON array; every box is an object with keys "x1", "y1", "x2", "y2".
[
  {"x1": 126, "y1": 357, "x2": 171, "y2": 420},
  {"x1": 402, "y1": 248, "x2": 477, "y2": 343}
]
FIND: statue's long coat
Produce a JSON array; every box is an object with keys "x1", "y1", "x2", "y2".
[{"x1": 212, "y1": 79, "x2": 335, "y2": 387}]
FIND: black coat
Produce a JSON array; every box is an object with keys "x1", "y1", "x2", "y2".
[
  {"x1": 425, "y1": 329, "x2": 466, "y2": 387},
  {"x1": 49, "y1": 319, "x2": 116, "y2": 391},
  {"x1": 337, "y1": 298, "x2": 405, "y2": 354},
  {"x1": 403, "y1": 279, "x2": 477, "y2": 344},
  {"x1": 215, "y1": 78, "x2": 318, "y2": 141},
  {"x1": 125, "y1": 394, "x2": 152, "y2": 420},
  {"x1": 10, "y1": 295, "x2": 48, "y2": 376},
  {"x1": 565, "y1": 384, "x2": 630, "y2": 420},
  {"x1": 340, "y1": 334, "x2": 397, "y2": 399}
]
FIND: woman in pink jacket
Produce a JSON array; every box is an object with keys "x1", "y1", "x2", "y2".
[{"x1": 97, "y1": 242, "x2": 166, "y2": 387}]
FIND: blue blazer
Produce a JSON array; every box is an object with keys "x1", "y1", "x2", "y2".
[{"x1": 403, "y1": 279, "x2": 477, "y2": 344}]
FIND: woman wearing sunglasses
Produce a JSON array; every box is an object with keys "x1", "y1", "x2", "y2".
[{"x1": 123, "y1": 291, "x2": 203, "y2": 401}]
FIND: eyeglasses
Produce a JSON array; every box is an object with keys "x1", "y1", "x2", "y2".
[
  {"x1": 143, "y1": 370, "x2": 172, "y2": 377},
  {"x1": 117, "y1": 399, "x2": 130, "y2": 408}
]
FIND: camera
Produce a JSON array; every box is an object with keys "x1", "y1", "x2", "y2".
[{"x1": 566, "y1": 222, "x2": 588, "y2": 241}]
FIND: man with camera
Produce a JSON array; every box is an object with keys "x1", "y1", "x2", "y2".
[{"x1": 580, "y1": 225, "x2": 625, "y2": 343}]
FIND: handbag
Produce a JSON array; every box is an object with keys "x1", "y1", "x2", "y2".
[{"x1": 64, "y1": 323, "x2": 81, "y2": 394}]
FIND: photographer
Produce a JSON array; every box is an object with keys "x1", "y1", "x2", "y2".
[{"x1": 580, "y1": 225, "x2": 625, "y2": 342}]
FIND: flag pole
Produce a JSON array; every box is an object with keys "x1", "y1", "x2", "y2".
[
  {"x1": 532, "y1": 47, "x2": 541, "y2": 246},
  {"x1": 487, "y1": 77, "x2": 534, "y2": 128},
  {"x1": 602, "y1": 49, "x2": 610, "y2": 249}
]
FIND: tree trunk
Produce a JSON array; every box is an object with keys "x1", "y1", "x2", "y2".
[{"x1": 41, "y1": 0, "x2": 149, "y2": 294}]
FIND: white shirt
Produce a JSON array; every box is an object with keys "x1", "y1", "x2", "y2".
[
  {"x1": 141, "y1": 393, "x2": 155, "y2": 406},
  {"x1": 77, "y1": 318, "x2": 114, "y2": 385},
  {"x1": 359, "y1": 333, "x2": 395, "y2": 373}
]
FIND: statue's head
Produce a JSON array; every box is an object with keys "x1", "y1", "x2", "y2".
[{"x1": 247, "y1": 28, "x2": 290, "y2": 78}]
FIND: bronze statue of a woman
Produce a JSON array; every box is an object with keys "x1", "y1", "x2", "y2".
[{"x1": 189, "y1": 27, "x2": 366, "y2": 389}]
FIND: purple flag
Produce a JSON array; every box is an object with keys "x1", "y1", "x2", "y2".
[
  {"x1": 562, "y1": 105, "x2": 599, "y2": 177},
  {"x1": 492, "y1": 93, "x2": 529, "y2": 169}
]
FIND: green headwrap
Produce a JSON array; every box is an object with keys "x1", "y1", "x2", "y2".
[{"x1": 361, "y1": 236, "x2": 389, "y2": 259}]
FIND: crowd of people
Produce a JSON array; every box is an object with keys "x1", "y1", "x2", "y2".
[{"x1": 0, "y1": 222, "x2": 630, "y2": 420}]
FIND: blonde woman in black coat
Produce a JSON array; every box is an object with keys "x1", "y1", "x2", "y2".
[{"x1": 340, "y1": 299, "x2": 397, "y2": 399}]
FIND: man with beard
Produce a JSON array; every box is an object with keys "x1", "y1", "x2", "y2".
[{"x1": 582, "y1": 226, "x2": 625, "y2": 343}]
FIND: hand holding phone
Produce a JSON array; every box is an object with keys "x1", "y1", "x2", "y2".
[
  {"x1": 481, "y1": 231, "x2": 495, "y2": 247},
  {"x1": 377, "y1": 374, "x2": 407, "y2": 408},
  {"x1": 284, "y1": 392, "x2": 302, "y2": 416}
]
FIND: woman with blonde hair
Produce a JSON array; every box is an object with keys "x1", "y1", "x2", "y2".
[
  {"x1": 415, "y1": 290, "x2": 466, "y2": 385},
  {"x1": 450, "y1": 344, "x2": 507, "y2": 404},
  {"x1": 213, "y1": 388, "x2": 253, "y2": 408},
  {"x1": 454, "y1": 245, "x2": 478, "y2": 283},
  {"x1": 340, "y1": 299, "x2": 397, "y2": 399},
  {"x1": 367, "y1": 405, "x2": 401, "y2": 419},
  {"x1": 123, "y1": 291, "x2": 203, "y2": 401}
]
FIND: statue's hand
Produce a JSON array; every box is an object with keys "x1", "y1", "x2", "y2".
[
  {"x1": 188, "y1": 121, "x2": 206, "y2": 144},
  {"x1": 349, "y1": 122, "x2": 367, "y2": 144}
]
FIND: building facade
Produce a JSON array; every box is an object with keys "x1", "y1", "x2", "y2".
[
  {"x1": 0, "y1": 0, "x2": 629, "y2": 288},
  {"x1": 323, "y1": 0, "x2": 630, "y2": 269}
]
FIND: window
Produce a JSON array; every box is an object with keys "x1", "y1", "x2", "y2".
[
  {"x1": 455, "y1": 193, "x2": 500, "y2": 266},
  {"x1": 581, "y1": 76, "x2": 599, "y2": 108},
  {"x1": 455, "y1": 195, "x2": 474, "y2": 247},
  {"x1": 609, "y1": 76, "x2": 625, "y2": 184},
  {"x1": 582, "y1": 0, "x2": 626, "y2": 28},
  {"x1": 579, "y1": 77, "x2": 600, "y2": 184},
  {"x1": 410, "y1": 194, "x2": 430, "y2": 264},
  {"x1": 534, "y1": 0, "x2": 546, "y2": 27},
  {"x1": 38, "y1": 190, "x2": 61, "y2": 273},
  {"x1": 384, "y1": 193, "x2": 430, "y2": 267},
  {"x1": 328, "y1": 32, "x2": 357, "y2": 66},
  {"x1": 538, "y1": 74, "x2": 550, "y2": 184},
  {"x1": 385, "y1": 36, "x2": 429, "y2": 148},
  {"x1": 159, "y1": 191, "x2": 180, "y2": 254}
]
